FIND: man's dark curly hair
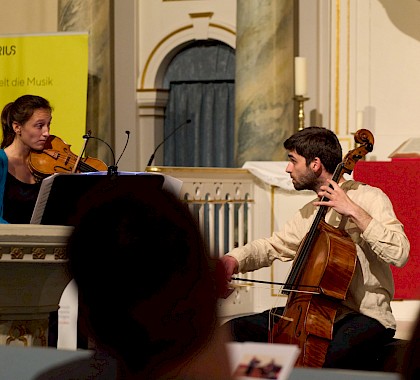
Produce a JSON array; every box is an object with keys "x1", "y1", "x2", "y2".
[{"x1": 283, "y1": 126, "x2": 343, "y2": 174}]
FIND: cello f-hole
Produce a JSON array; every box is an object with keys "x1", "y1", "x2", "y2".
[{"x1": 295, "y1": 305, "x2": 303, "y2": 338}]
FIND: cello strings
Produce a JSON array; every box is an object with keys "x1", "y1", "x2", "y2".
[
  {"x1": 268, "y1": 286, "x2": 285, "y2": 343},
  {"x1": 227, "y1": 279, "x2": 320, "y2": 342}
]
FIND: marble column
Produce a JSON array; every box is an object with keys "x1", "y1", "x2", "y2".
[
  {"x1": 235, "y1": 0, "x2": 295, "y2": 166},
  {"x1": 57, "y1": 0, "x2": 113, "y2": 165}
]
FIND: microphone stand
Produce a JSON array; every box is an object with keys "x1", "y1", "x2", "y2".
[
  {"x1": 147, "y1": 119, "x2": 192, "y2": 167},
  {"x1": 82, "y1": 130, "x2": 130, "y2": 176},
  {"x1": 113, "y1": 131, "x2": 131, "y2": 175},
  {"x1": 107, "y1": 164, "x2": 118, "y2": 176}
]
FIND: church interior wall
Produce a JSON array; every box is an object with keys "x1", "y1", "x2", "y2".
[{"x1": 0, "y1": 0, "x2": 418, "y2": 349}]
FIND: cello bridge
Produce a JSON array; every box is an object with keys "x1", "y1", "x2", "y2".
[{"x1": 270, "y1": 311, "x2": 294, "y2": 322}]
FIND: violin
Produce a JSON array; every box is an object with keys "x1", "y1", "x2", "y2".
[
  {"x1": 28, "y1": 134, "x2": 108, "y2": 182},
  {"x1": 269, "y1": 129, "x2": 375, "y2": 367}
]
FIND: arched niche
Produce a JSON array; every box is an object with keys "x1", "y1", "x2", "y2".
[
  {"x1": 137, "y1": 19, "x2": 236, "y2": 169},
  {"x1": 140, "y1": 22, "x2": 235, "y2": 89}
]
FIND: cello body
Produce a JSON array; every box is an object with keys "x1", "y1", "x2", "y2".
[
  {"x1": 270, "y1": 220, "x2": 357, "y2": 367},
  {"x1": 270, "y1": 129, "x2": 375, "y2": 367}
]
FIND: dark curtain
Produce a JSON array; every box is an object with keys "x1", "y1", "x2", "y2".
[
  {"x1": 163, "y1": 41, "x2": 235, "y2": 167},
  {"x1": 164, "y1": 80, "x2": 234, "y2": 167}
]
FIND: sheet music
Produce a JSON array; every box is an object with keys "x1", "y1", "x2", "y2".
[
  {"x1": 30, "y1": 173, "x2": 60, "y2": 224},
  {"x1": 388, "y1": 137, "x2": 420, "y2": 158}
]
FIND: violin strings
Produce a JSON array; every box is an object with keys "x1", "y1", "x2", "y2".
[
  {"x1": 41, "y1": 151, "x2": 99, "y2": 172},
  {"x1": 77, "y1": 160, "x2": 98, "y2": 172}
]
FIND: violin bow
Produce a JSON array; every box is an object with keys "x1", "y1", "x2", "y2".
[{"x1": 72, "y1": 130, "x2": 91, "y2": 173}]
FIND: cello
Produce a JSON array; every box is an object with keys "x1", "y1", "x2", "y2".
[
  {"x1": 28, "y1": 134, "x2": 108, "y2": 181},
  {"x1": 269, "y1": 129, "x2": 374, "y2": 367}
]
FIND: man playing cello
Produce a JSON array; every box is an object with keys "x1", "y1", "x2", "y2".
[{"x1": 220, "y1": 126, "x2": 410, "y2": 371}]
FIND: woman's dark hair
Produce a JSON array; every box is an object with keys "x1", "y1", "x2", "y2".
[
  {"x1": 283, "y1": 126, "x2": 343, "y2": 174},
  {"x1": 67, "y1": 186, "x2": 219, "y2": 375},
  {"x1": 1, "y1": 94, "x2": 52, "y2": 148}
]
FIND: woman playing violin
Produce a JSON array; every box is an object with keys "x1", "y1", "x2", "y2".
[
  {"x1": 220, "y1": 126, "x2": 410, "y2": 371},
  {"x1": 0, "y1": 94, "x2": 59, "y2": 347},
  {"x1": 0, "y1": 94, "x2": 52, "y2": 224}
]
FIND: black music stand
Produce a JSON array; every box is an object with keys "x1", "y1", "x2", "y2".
[{"x1": 30, "y1": 173, "x2": 165, "y2": 226}]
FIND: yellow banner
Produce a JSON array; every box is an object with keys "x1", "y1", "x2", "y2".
[{"x1": 0, "y1": 32, "x2": 88, "y2": 153}]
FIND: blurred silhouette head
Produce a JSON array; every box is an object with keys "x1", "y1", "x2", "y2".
[{"x1": 67, "y1": 184, "x2": 220, "y2": 377}]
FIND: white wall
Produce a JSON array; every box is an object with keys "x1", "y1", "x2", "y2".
[
  {"x1": 1, "y1": 0, "x2": 418, "y2": 339},
  {"x1": 0, "y1": 0, "x2": 57, "y2": 34},
  {"x1": 299, "y1": 0, "x2": 420, "y2": 160},
  {"x1": 356, "y1": 0, "x2": 420, "y2": 160},
  {"x1": 3, "y1": 1, "x2": 419, "y2": 163}
]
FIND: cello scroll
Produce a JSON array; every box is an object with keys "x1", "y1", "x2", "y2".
[{"x1": 341, "y1": 129, "x2": 374, "y2": 176}]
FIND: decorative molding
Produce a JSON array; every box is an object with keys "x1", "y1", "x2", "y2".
[
  {"x1": 140, "y1": 23, "x2": 235, "y2": 89},
  {"x1": 0, "y1": 225, "x2": 72, "y2": 347},
  {"x1": 2, "y1": 320, "x2": 48, "y2": 347},
  {"x1": 10, "y1": 247, "x2": 24, "y2": 260}
]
